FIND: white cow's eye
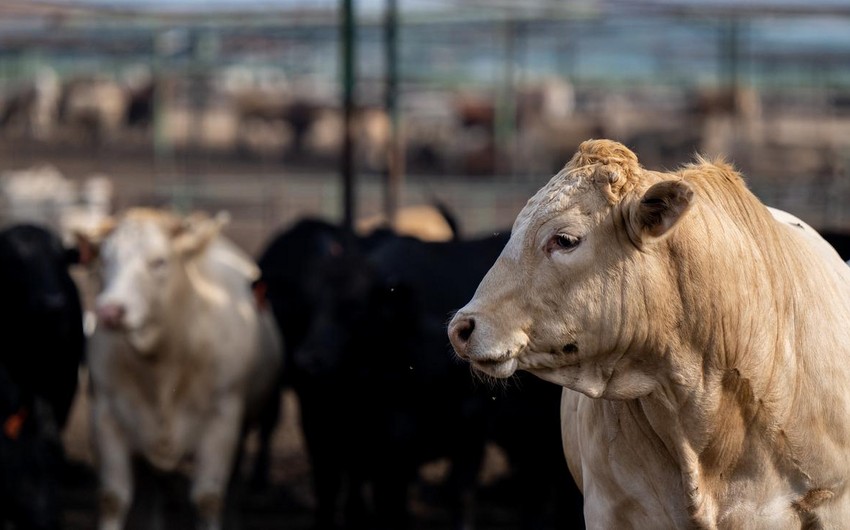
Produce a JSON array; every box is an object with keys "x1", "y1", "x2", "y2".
[
  {"x1": 148, "y1": 257, "x2": 168, "y2": 270},
  {"x1": 547, "y1": 233, "x2": 581, "y2": 253}
]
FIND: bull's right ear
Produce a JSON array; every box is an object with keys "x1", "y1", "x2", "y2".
[{"x1": 626, "y1": 180, "x2": 694, "y2": 247}]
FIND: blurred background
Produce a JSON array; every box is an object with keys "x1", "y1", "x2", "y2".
[
  {"x1": 2, "y1": 0, "x2": 850, "y2": 250},
  {"x1": 1, "y1": 0, "x2": 850, "y2": 528}
]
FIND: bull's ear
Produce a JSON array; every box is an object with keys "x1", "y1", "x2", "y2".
[
  {"x1": 72, "y1": 217, "x2": 116, "y2": 265},
  {"x1": 627, "y1": 180, "x2": 694, "y2": 246},
  {"x1": 173, "y1": 211, "x2": 229, "y2": 257}
]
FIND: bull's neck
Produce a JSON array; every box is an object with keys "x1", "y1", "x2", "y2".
[
  {"x1": 637, "y1": 223, "x2": 850, "y2": 525},
  {"x1": 637, "y1": 348, "x2": 791, "y2": 525}
]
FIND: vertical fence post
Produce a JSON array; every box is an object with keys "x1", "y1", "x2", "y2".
[
  {"x1": 384, "y1": 0, "x2": 402, "y2": 223},
  {"x1": 495, "y1": 17, "x2": 516, "y2": 177},
  {"x1": 152, "y1": 30, "x2": 172, "y2": 172},
  {"x1": 341, "y1": 0, "x2": 357, "y2": 231}
]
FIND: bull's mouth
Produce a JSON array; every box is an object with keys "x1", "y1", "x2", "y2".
[{"x1": 470, "y1": 357, "x2": 519, "y2": 379}]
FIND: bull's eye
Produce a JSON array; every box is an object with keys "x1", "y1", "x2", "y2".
[
  {"x1": 148, "y1": 257, "x2": 167, "y2": 270},
  {"x1": 547, "y1": 233, "x2": 581, "y2": 254}
]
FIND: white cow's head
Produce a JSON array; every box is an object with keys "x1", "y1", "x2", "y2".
[
  {"x1": 84, "y1": 209, "x2": 225, "y2": 353},
  {"x1": 449, "y1": 139, "x2": 699, "y2": 399}
]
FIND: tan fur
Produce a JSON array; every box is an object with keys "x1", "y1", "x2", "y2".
[{"x1": 450, "y1": 139, "x2": 850, "y2": 529}]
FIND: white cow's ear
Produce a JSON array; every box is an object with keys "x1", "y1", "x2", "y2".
[
  {"x1": 627, "y1": 180, "x2": 694, "y2": 246},
  {"x1": 173, "y1": 212, "x2": 228, "y2": 257},
  {"x1": 71, "y1": 216, "x2": 116, "y2": 265}
]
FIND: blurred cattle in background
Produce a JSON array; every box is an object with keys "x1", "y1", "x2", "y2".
[
  {"x1": 404, "y1": 91, "x2": 458, "y2": 174},
  {"x1": 0, "y1": 67, "x2": 62, "y2": 141},
  {"x1": 0, "y1": 65, "x2": 846, "y2": 192},
  {"x1": 0, "y1": 68, "x2": 819, "y2": 185},
  {"x1": 58, "y1": 75, "x2": 129, "y2": 143},
  {"x1": 403, "y1": 90, "x2": 496, "y2": 175},
  {"x1": 251, "y1": 203, "x2": 457, "y2": 505},
  {"x1": 0, "y1": 224, "x2": 85, "y2": 530},
  {"x1": 516, "y1": 78, "x2": 575, "y2": 124},
  {"x1": 122, "y1": 67, "x2": 156, "y2": 130},
  {"x1": 300, "y1": 105, "x2": 390, "y2": 172},
  {"x1": 296, "y1": 232, "x2": 584, "y2": 530},
  {"x1": 216, "y1": 66, "x2": 392, "y2": 169},
  {"x1": 0, "y1": 165, "x2": 75, "y2": 232},
  {"x1": 79, "y1": 209, "x2": 282, "y2": 530},
  {"x1": 514, "y1": 78, "x2": 587, "y2": 175},
  {"x1": 221, "y1": 65, "x2": 297, "y2": 159},
  {"x1": 258, "y1": 217, "x2": 362, "y2": 529},
  {"x1": 448, "y1": 93, "x2": 496, "y2": 176},
  {"x1": 688, "y1": 85, "x2": 763, "y2": 160},
  {"x1": 0, "y1": 164, "x2": 114, "y2": 341},
  {"x1": 405, "y1": 80, "x2": 580, "y2": 176},
  {"x1": 356, "y1": 203, "x2": 459, "y2": 242},
  {"x1": 0, "y1": 165, "x2": 114, "y2": 248},
  {"x1": 257, "y1": 209, "x2": 584, "y2": 529},
  {"x1": 0, "y1": 68, "x2": 152, "y2": 144}
]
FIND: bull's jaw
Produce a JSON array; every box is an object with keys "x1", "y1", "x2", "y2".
[
  {"x1": 524, "y1": 352, "x2": 658, "y2": 399},
  {"x1": 529, "y1": 365, "x2": 610, "y2": 398}
]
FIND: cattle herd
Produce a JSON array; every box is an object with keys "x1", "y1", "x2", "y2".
[
  {"x1": 0, "y1": 193, "x2": 585, "y2": 528},
  {"x1": 6, "y1": 138, "x2": 850, "y2": 530}
]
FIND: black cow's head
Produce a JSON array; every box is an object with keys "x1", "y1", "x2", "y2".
[{"x1": 0, "y1": 224, "x2": 77, "y2": 318}]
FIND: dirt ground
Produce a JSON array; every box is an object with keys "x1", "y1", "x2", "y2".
[{"x1": 59, "y1": 372, "x2": 525, "y2": 530}]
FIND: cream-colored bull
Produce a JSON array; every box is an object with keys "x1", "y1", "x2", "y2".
[
  {"x1": 449, "y1": 139, "x2": 850, "y2": 528},
  {"x1": 84, "y1": 209, "x2": 281, "y2": 530}
]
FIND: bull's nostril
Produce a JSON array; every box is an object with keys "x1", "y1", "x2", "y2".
[{"x1": 457, "y1": 318, "x2": 475, "y2": 343}]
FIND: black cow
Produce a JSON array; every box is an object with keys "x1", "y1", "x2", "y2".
[
  {"x1": 259, "y1": 221, "x2": 584, "y2": 529},
  {"x1": 0, "y1": 224, "x2": 85, "y2": 530},
  {"x1": 258, "y1": 219, "x2": 389, "y2": 527},
  {"x1": 301, "y1": 234, "x2": 584, "y2": 530}
]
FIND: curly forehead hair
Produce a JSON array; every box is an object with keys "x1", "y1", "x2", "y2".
[
  {"x1": 518, "y1": 139, "x2": 644, "y2": 224},
  {"x1": 563, "y1": 139, "x2": 644, "y2": 203}
]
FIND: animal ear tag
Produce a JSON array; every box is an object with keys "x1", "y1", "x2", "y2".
[
  {"x1": 3, "y1": 407, "x2": 27, "y2": 440},
  {"x1": 628, "y1": 180, "x2": 694, "y2": 246}
]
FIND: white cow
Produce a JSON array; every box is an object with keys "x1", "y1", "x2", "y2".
[
  {"x1": 84, "y1": 208, "x2": 281, "y2": 530},
  {"x1": 449, "y1": 139, "x2": 850, "y2": 528}
]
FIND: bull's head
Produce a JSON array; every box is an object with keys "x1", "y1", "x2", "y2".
[
  {"x1": 80, "y1": 209, "x2": 227, "y2": 353},
  {"x1": 449, "y1": 139, "x2": 694, "y2": 399}
]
